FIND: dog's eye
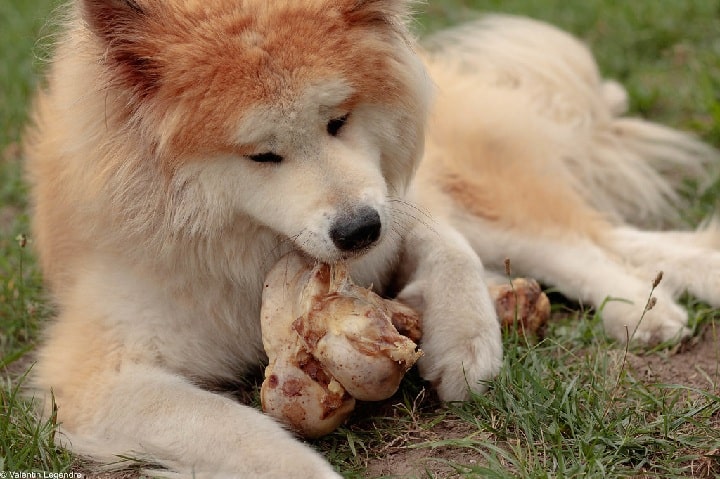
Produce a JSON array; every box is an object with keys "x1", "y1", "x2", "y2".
[
  {"x1": 327, "y1": 114, "x2": 349, "y2": 137},
  {"x1": 248, "y1": 152, "x2": 284, "y2": 163}
]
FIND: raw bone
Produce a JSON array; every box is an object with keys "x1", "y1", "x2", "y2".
[{"x1": 260, "y1": 252, "x2": 422, "y2": 437}]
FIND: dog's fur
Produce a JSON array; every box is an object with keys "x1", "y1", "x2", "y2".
[{"x1": 25, "y1": 1, "x2": 719, "y2": 477}]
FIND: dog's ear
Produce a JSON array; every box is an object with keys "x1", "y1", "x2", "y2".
[
  {"x1": 81, "y1": 0, "x2": 160, "y2": 98},
  {"x1": 82, "y1": 0, "x2": 145, "y2": 41},
  {"x1": 344, "y1": 0, "x2": 414, "y2": 30}
]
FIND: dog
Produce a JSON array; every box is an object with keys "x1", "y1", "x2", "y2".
[{"x1": 24, "y1": 1, "x2": 718, "y2": 477}]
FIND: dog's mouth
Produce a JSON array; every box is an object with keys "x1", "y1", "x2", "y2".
[
  {"x1": 304, "y1": 239, "x2": 382, "y2": 264},
  {"x1": 288, "y1": 228, "x2": 384, "y2": 265},
  {"x1": 337, "y1": 243, "x2": 378, "y2": 261},
  {"x1": 287, "y1": 206, "x2": 385, "y2": 263}
]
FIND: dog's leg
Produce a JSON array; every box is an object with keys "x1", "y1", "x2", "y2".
[
  {"x1": 457, "y1": 220, "x2": 690, "y2": 345},
  {"x1": 607, "y1": 226, "x2": 720, "y2": 307},
  {"x1": 395, "y1": 222, "x2": 503, "y2": 401},
  {"x1": 38, "y1": 359, "x2": 340, "y2": 479},
  {"x1": 33, "y1": 270, "x2": 341, "y2": 479}
]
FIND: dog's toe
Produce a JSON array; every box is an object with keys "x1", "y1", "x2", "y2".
[
  {"x1": 602, "y1": 295, "x2": 690, "y2": 346},
  {"x1": 419, "y1": 331, "x2": 503, "y2": 401}
]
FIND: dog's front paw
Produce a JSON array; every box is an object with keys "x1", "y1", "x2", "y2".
[
  {"x1": 394, "y1": 232, "x2": 504, "y2": 402},
  {"x1": 417, "y1": 321, "x2": 503, "y2": 401},
  {"x1": 601, "y1": 294, "x2": 690, "y2": 346}
]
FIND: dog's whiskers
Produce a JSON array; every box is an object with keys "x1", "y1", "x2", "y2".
[
  {"x1": 387, "y1": 201, "x2": 439, "y2": 237},
  {"x1": 387, "y1": 196, "x2": 435, "y2": 223}
]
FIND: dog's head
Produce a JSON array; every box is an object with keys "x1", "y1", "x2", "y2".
[{"x1": 82, "y1": 0, "x2": 431, "y2": 262}]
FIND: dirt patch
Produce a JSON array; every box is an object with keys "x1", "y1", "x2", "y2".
[
  {"x1": 2, "y1": 141, "x2": 21, "y2": 163},
  {"x1": 361, "y1": 417, "x2": 485, "y2": 479},
  {"x1": 625, "y1": 325, "x2": 720, "y2": 391}
]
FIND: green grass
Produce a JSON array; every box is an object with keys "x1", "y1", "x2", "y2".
[
  {"x1": 0, "y1": 0, "x2": 60, "y2": 148},
  {"x1": 1, "y1": 0, "x2": 69, "y2": 473},
  {"x1": 1, "y1": 0, "x2": 58, "y2": 352},
  {"x1": 1, "y1": 0, "x2": 719, "y2": 477}
]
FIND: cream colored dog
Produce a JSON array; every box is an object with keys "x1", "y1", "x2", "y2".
[{"x1": 25, "y1": 1, "x2": 718, "y2": 477}]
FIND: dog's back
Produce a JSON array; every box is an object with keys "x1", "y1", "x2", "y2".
[{"x1": 417, "y1": 15, "x2": 720, "y2": 344}]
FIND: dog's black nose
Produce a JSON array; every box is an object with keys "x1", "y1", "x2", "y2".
[{"x1": 330, "y1": 207, "x2": 382, "y2": 252}]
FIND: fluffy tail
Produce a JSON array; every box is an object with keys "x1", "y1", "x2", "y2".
[
  {"x1": 571, "y1": 86, "x2": 718, "y2": 228},
  {"x1": 422, "y1": 14, "x2": 719, "y2": 228}
]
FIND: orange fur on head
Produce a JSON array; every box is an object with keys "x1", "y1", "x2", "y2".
[{"x1": 80, "y1": 0, "x2": 425, "y2": 174}]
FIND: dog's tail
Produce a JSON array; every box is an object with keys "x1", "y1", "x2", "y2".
[
  {"x1": 569, "y1": 81, "x2": 718, "y2": 228},
  {"x1": 423, "y1": 14, "x2": 719, "y2": 228}
]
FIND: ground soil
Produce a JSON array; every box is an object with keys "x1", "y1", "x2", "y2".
[{"x1": 625, "y1": 325, "x2": 720, "y2": 391}]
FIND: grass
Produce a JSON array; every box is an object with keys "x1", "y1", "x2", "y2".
[
  {"x1": 1, "y1": 0, "x2": 57, "y2": 349},
  {"x1": 1, "y1": 0, "x2": 719, "y2": 478},
  {"x1": 1, "y1": 0, "x2": 74, "y2": 474}
]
